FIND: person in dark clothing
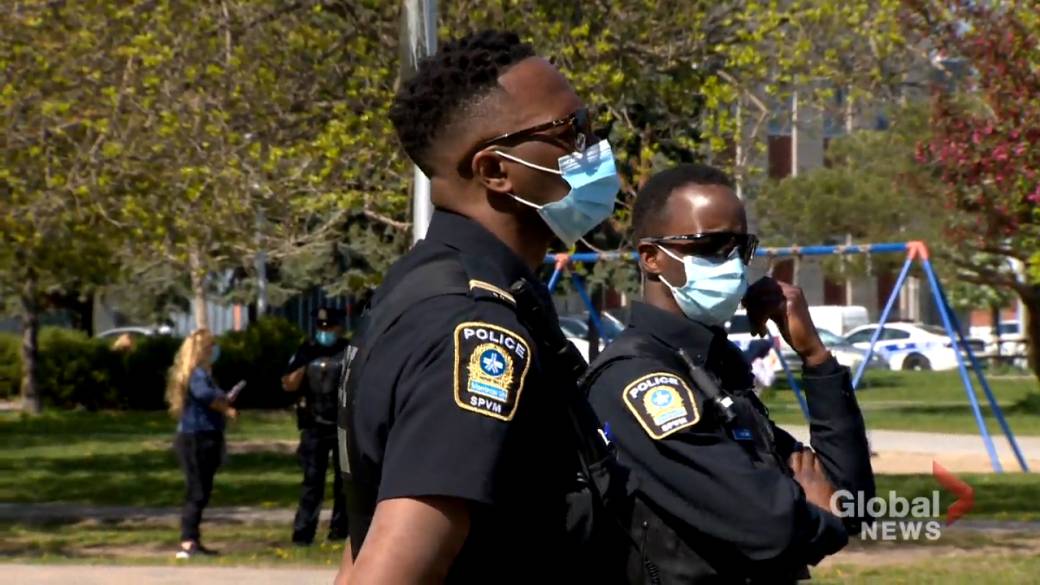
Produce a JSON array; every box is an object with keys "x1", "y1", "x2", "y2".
[
  {"x1": 166, "y1": 328, "x2": 238, "y2": 560},
  {"x1": 282, "y1": 306, "x2": 351, "y2": 545},
  {"x1": 582, "y1": 163, "x2": 875, "y2": 583},
  {"x1": 334, "y1": 30, "x2": 622, "y2": 585}
]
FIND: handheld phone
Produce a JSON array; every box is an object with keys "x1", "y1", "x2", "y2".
[{"x1": 228, "y1": 380, "x2": 247, "y2": 403}]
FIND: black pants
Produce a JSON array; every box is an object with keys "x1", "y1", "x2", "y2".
[
  {"x1": 175, "y1": 431, "x2": 225, "y2": 542},
  {"x1": 292, "y1": 425, "x2": 348, "y2": 543}
]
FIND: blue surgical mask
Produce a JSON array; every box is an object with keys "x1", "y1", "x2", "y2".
[
  {"x1": 209, "y1": 344, "x2": 221, "y2": 364},
  {"x1": 316, "y1": 330, "x2": 338, "y2": 347},
  {"x1": 657, "y1": 245, "x2": 748, "y2": 326},
  {"x1": 495, "y1": 139, "x2": 620, "y2": 246}
]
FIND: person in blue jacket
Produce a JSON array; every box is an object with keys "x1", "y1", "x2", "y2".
[{"x1": 165, "y1": 328, "x2": 237, "y2": 559}]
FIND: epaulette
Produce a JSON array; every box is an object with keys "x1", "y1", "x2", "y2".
[
  {"x1": 458, "y1": 254, "x2": 517, "y2": 307},
  {"x1": 468, "y1": 279, "x2": 516, "y2": 306}
]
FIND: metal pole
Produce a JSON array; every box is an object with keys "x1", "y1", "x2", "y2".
[
  {"x1": 547, "y1": 266, "x2": 564, "y2": 292},
  {"x1": 769, "y1": 332, "x2": 810, "y2": 421},
  {"x1": 570, "y1": 272, "x2": 607, "y2": 345},
  {"x1": 935, "y1": 279, "x2": 1030, "y2": 471},
  {"x1": 402, "y1": 0, "x2": 437, "y2": 243},
  {"x1": 922, "y1": 258, "x2": 1003, "y2": 472},
  {"x1": 852, "y1": 254, "x2": 914, "y2": 389},
  {"x1": 544, "y1": 242, "x2": 912, "y2": 265}
]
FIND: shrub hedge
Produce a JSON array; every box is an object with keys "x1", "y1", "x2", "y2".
[{"x1": 0, "y1": 317, "x2": 305, "y2": 410}]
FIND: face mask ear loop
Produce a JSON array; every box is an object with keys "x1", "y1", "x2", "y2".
[
  {"x1": 654, "y1": 244, "x2": 685, "y2": 290},
  {"x1": 493, "y1": 150, "x2": 563, "y2": 175},
  {"x1": 507, "y1": 193, "x2": 544, "y2": 210}
]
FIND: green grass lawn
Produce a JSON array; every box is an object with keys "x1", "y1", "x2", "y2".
[
  {"x1": 813, "y1": 553, "x2": 1040, "y2": 584},
  {"x1": 764, "y1": 370, "x2": 1040, "y2": 435},
  {"x1": 0, "y1": 519, "x2": 347, "y2": 566},
  {"x1": 0, "y1": 409, "x2": 304, "y2": 507},
  {"x1": 877, "y1": 473, "x2": 1040, "y2": 521}
]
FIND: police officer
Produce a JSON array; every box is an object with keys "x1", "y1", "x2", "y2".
[
  {"x1": 583, "y1": 164, "x2": 875, "y2": 583},
  {"x1": 282, "y1": 306, "x2": 350, "y2": 545},
  {"x1": 334, "y1": 30, "x2": 624, "y2": 584}
]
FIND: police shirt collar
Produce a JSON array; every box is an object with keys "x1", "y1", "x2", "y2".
[
  {"x1": 627, "y1": 301, "x2": 723, "y2": 365},
  {"x1": 425, "y1": 208, "x2": 538, "y2": 286}
]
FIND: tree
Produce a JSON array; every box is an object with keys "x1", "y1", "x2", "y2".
[
  {"x1": 754, "y1": 103, "x2": 943, "y2": 277},
  {"x1": 108, "y1": 1, "x2": 405, "y2": 327},
  {"x1": 908, "y1": 0, "x2": 1040, "y2": 380},
  {"x1": 0, "y1": 1, "x2": 139, "y2": 413}
]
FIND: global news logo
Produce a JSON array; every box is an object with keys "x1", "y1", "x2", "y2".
[{"x1": 829, "y1": 461, "x2": 975, "y2": 541}]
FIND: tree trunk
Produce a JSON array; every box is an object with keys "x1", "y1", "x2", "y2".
[
  {"x1": 188, "y1": 247, "x2": 209, "y2": 330},
  {"x1": 1022, "y1": 290, "x2": 1040, "y2": 384},
  {"x1": 20, "y1": 273, "x2": 41, "y2": 415}
]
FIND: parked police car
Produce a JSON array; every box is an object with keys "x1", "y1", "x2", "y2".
[{"x1": 844, "y1": 322, "x2": 986, "y2": 371}]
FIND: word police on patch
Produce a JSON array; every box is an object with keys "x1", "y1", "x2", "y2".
[
  {"x1": 453, "y1": 322, "x2": 531, "y2": 421},
  {"x1": 622, "y1": 372, "x2": 700, "y2": 439}
]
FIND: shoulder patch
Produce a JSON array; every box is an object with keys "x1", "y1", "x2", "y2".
[
  {"x1": 469, "y1": 280, "x2": 516, "y2": 305},
  {"x1": 622, "y1": 372, "x2": 700, "y2": 440},
  {"x1": 453, "y1": 321, "x2": 531, "y2": 421}
]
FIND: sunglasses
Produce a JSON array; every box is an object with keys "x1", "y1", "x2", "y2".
[
  {"x1": 642, "y1": 232, "x2": 760, "y2": 265},
  {"x1": 458, "y1": 108, "x2": 594, "y2": 172}
]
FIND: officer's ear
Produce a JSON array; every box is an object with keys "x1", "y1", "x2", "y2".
[
  {"x1": 472, "y1": 149, "x2": 513, "y2": 196},
  {"x1": 637, "y1": 240, "x2": 664, "y2": 279}
]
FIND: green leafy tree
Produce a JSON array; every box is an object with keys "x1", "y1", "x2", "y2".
[
  {"x1": 108, "y1": 1, "x2": 405, "y2": 326},
  {"x1": 752, "y1": 104, "x2": 943, "y2": 279},
  {"x1": 0, "y1": 2, "x2": 139, "y2": 413}
]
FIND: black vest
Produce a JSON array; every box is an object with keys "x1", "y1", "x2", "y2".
[
  {"x1": 580, "y1": 332, "x2": 807, "y2": 584},
  {"x1": 303, "y1": 349, "x2": 344, "y2": 426}
]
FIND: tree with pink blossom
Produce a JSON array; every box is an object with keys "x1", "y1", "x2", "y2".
[{"x1": 909, "y1": 0, "x2": 1040, "y2": 380}]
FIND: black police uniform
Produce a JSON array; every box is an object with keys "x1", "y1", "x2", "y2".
[
  {"x1": 337, "y1": 209, "x2": 621, "y2": 584},
  {"x1": 286, "y1": 334, "x2": 351, "y2": 544},
  {"x1": 583, "y1": 301, "x2": 875, "y2": 584}
]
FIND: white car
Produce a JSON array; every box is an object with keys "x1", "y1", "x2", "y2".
[
  {"x1": 843, "y1": 322, "x2": 985, "y2": 371},
  {"x1": 726, "y1": 312, "x2": 886, "y2": 372},
  {"x1": 969, "y1": 321, "x2": 1028, "y2": 359}
]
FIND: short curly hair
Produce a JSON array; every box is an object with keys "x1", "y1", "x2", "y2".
[
  {"x1": 389, "y1": 30, "x2": 535, "y2": 176},
  {"x1": 632, "y1": 163, "x2": 735, "y2": 241}
]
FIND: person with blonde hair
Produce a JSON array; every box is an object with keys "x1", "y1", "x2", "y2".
[{"x1": 166, "y1": 328, "x2": 237, "y2": 559}]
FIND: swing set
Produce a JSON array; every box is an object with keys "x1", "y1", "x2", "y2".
[{"x1": 545, "y1": 240, "x2": 1029, "y2": 473}]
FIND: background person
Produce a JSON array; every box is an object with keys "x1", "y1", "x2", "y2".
[
  {"x1": 282, "y1": 306, "x2": 350, "y2": 545},
  {"x1": 165, "y1": 328, "x2": 237, "y2": 560}
]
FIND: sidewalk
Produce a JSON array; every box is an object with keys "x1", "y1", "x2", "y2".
[{"x1": 783, "y1": 427, "x2": 1040, "y2": 473}]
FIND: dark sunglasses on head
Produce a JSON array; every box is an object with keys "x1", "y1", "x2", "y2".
[
  {"x1": 642, "y1": 232, "x2": 760, "y2": 265},
  {"x1": 458, "y1": 108, "x2": 594, "y2": 172}
]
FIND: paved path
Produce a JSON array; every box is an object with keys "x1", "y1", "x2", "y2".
[
  {"x1": 0, "y1": 565, "x2": 336, "y2": 585},
  {"x1": 783, "y1": 427, "x2": 1040, "y2": 473}
]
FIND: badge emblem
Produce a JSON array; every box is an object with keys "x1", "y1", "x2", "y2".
[
  {"x1": 467, "y1": 344, "x2": 514, "y2": 402},
  {"x1": 454, "y1": 322, "x2": 531, "y2": 420},
  {"x1": 622, "y1": 372, "x2": 700, "y2": 439}
]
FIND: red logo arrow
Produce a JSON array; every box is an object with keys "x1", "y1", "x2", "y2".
[{"x1": 933, "y1": 461, "x2": 974, "y2": 525}]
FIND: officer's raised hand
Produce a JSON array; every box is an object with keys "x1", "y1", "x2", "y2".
[{"x1": 743, "y1": 277, "x2": 830, "y2": 367}]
